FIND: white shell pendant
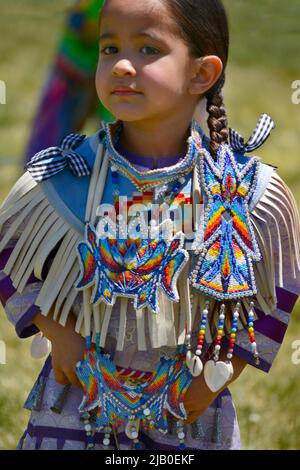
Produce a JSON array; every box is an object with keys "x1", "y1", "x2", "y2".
[
  {"x1": 204, "y1": 360, "x2": 234, "y2": 392},
  {"x1": 125, "y1": 418, "x2": 140, "y2": 440},
  {"x1": 186, "y1": 350, "x2": 203, "y2": 377},
  {"x1": 30, "y1": 332, "x2": 51, "y2": 359}
]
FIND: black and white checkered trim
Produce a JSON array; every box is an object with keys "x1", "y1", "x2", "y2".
[
  {"x1": 25, "y1": 133, "x2": 91, "y2": 182},
  {"x1": 229, "y1": 114, "x2": 275, "y2": 154}
]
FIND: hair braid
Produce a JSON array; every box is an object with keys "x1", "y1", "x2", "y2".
[{"x1": 206, "y1": 76, "x2": 229, "y2": 159}]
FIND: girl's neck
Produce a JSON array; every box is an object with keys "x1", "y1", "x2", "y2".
[{"x1": 118, "y1": 117, "x2": 192, "y2": 160}]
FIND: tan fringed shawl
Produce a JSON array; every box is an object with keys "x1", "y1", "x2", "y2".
[{"x1": 0, "y1": 137, "x2": 300, "y2": 352}]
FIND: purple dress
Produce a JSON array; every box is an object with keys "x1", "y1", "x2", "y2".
[{"x1": 0, "y1": 144, "x2": 299, "y2": 451}]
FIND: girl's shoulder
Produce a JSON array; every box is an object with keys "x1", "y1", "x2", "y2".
[{"x1": 21, "y1": 129, "x2": 105, "y2": 233}]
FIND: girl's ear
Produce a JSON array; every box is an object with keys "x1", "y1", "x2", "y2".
[{"x1": 189, "y1": 56, "x2": 223, "y2": 96}]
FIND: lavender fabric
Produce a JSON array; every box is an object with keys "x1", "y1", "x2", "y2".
[{"x1": 115, "y1": 143, "x2": 184, "y2": 170}]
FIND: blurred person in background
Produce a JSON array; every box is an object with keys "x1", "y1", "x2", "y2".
[{"x1": 24, "y1": 0, "x2": 115, "y2": 164}]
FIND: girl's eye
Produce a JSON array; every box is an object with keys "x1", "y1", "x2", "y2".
[
  {"x1": 101, "y1": 46, "x2": 118, "y2": 55},
  {"x1": 140, "y1": 46, "x2": 160, "y2": 55},
  {"x1": 100, "y1": 46, "x2": 160, "y2": 55}
]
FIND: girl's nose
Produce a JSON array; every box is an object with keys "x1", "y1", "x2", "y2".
[{"x1": 112, "y1": 59, "x2": 136, "y2": 77}]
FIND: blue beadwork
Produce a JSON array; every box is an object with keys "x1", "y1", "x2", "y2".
[{"x1": 190, "y1": 143, "x2": 262, "y2": 301}]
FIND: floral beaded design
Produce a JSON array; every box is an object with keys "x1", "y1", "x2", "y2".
[{"x1": 75, "y1": 223, "x2": 189, "y2": 314}]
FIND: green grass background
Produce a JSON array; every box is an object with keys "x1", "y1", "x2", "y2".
[{"x1": 0, "y1": 0, "x2": 299, "y2": 450}]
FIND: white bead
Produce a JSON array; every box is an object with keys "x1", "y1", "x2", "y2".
[
  {"x1": 103, "y1": 438, "x2": 110, "y2": 446},
  {"x1": 85, "y1": 424, "x2": 92, "y2": 432},
  {"x1": 111, "y1": 165, "x2": 117, "y2": 172},
  {"x1": 178, "y1": 432, "x2": 185, "y2": 439},
  {"x1": 219, "y1": 313, "x2": 225, "y2": 320},
  {"x1": 143, "y1": 408, "x2": 151, "y2": 416},
  {"x1": 227, "y1": 353, "x2": 233, "y2": 359},
  {"x1": 215, "y1": 344, "x2": 221, "y2": 351},
  {"x1": 185, "y1": 334, "x2": 191, "y2": 340},
  {"x1": 233, "y1": 312, "x2": 239, "y2": 318},
  {"x1": 131, "y1": 432, "x2": 139, "y2": 439},
  {"x1": 195, "y1": 350, "x2": 202, "y2": 356}
]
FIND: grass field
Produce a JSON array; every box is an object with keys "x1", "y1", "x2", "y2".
[{"x1": 0, "y1": 0, "x2": 299, "y2": 450}]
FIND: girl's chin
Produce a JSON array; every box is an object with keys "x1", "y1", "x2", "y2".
[{"x1": 109, "y1": 109, "x2": 147, "y2": 122}]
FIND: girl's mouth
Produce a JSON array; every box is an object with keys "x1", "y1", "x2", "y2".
[
  {"x1": 112, "y1": 87, "x2": 141, "y2": 96},
  {"x1": 112, "y1": 91, "x2": 141, "y2": 96}
]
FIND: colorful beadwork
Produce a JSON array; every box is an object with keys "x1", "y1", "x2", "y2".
[
  {"x1": 226, "y1": 302, "x2": 240, "y2": 360},
  {"x1": 248, "y1": 301, "x2": 260, "y2": 365},
  {"x1": 76, "y1": 343, "x2": 192, "y2": 435},
  {"x1": 75, "y1": 223, "x2": 189, "y2": 313},
  {"x1": 190, "y1": 143, "x2": 261, "y2": 300},
  {"x1": 196, "y1": 301, "x2": 209, "y2": 357},
  {"x1": 103, "y1": 120, "x2": 201, "y2": 192},
  {"x1": 213, "y1": 303, "x2": 226, "y2": 361},
  {"x1": 176, "y1": 420, "x2": 186, "y2": 450}
]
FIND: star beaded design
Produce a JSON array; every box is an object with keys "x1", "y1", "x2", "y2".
[
  {"x1": 75, "y1": 224, "x2": 189, "y2": 314},
  {"x1": 190, "y1": 144, "x2": 262, "y2": 300}
]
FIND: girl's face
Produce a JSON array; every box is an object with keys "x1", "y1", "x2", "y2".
[{"x1": 96, "y1": 0, "x2": 199, "y2": 124}]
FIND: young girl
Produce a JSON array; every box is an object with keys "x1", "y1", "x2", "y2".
[{"x1": 1, "y1": 0, "x2": 300, "y2": 450}]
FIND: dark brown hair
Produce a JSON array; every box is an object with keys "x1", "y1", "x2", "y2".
[{"x1": 162, "y1": 0, "x2": 230, "y2": 158}]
